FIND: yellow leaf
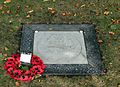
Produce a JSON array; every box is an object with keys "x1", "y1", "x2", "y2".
[
  {"x1": 104, "y1": 11, "x2": 109, "y2": 16},
  {"x1": 26, "y1": 14, "x2": 31, "y2": 18},
  {"x1": 5, "y1": 47, "x2": 9, "y2": 51},
  {"x1": 27, "y1": 10, "x2": 34, "y2": 14},
  {"x1": 81, "y1": 4, "x2": 85, "y2": 8}
]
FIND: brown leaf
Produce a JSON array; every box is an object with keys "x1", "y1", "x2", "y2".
[
  {"x1": 45, "y1": 74, "x2": 49, "y2": 78},
  {"x1": 74, "y1": 3, "x2": 79, "y2": 8},
  {"x1": 98, "y1": 40, "x2": 103, "y2": 43},
  {"x1": 26, "y1": 14, "x2": 31, "y2": 18},
  {"x1": 61, "y1": 11, "x2": 71, "y2": 16},
  {"x1": 61, "y1": 12, "x2": 66, "y2": 16},
  {"x1": 15, "y1": 82, "x2": 20, "y2": 86},
  {"x1": 109, "y1": 32, "x2": 115, "y2": 35},
  {"x1": 111, "y1": 19, "x2": 120, "y2": 24},
  {"x1": 0, "y1": 6, "x2": 2, "y2": 10},
  {"x1": 4, "y1": 0, "x2": 11, "y2": 3},
  {"x1": 27, "y1": 10, "x2": 34, "y2": 14},
  {"x1": 3, "y1": 54, "x2": 8, "y2": 57},
  {"x1": 2, "y1": 11, "x2": 5, "y2": 14},
  {"x1": 48, "y1": 7, "x2": 56, "y2": 15},
  {"x1": 117, "y1": 8, "x2": 120, "y2": 11},
  {"x1": 104, "y1": 11, "x2": 109, "y2": 16},
  {"x1": 7, "y1": 10, "x2": 10, "y2": 14}
]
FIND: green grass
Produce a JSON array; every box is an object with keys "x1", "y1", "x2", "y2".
[{"x1": 0, "y1": 0, "x2": 120, "y2": 87}]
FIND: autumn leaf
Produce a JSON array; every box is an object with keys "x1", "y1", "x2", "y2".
[
  {"x1": 4, "y1": 0, "x2": 11, "y2": 3},
  {"x1": 117, "y1": 8, "x2": 120, "y2": 11},
  {"x1": 48, "y1": 7, "x2": 56, "y2": 15},
  {"x1": 15, "y1": 82, "x2": 20, "y2": 86},
  {"x1": 104, "y1": 11, "x2": 109, "y2": 16},
  {"x1": 61, "y1": 11, "x2": 71, "y2": 16},
  {"x1": 98, "y1": 40, "x2": 103, "y2": 43},
  {"x1": 7, "y1": 10, "x2": 10, "y2": 14},
  {"x1": 26, "y1": 14, "x2": 31, "y2": 18},
  {"x1": 27, "y1": 10, "x2": 34, "y2": 14},
  {"x1": 3, "y1": 54, "x2": 8, "y2": 57},
  {"x1": 74, "y1": 3, "x2": 79, "y2": 8},
  {"x1": 2, "y1": 11, "x2": 5, "y2": 14},
  {"x1": 5, "y1": 47, "x2": 9, "y2": 51},
  {"x1": 81, "y1": 4, "x2": 85, "y2": 8},
  {"x1": 74, "y1": 13, "x2": 77, "y2": 16},
  {"x1": 0, "y1": 6, "x2": 2, "y2": 10},
  {"x1": 109, "y1": 32, "x2": 115, "y2": 35}
]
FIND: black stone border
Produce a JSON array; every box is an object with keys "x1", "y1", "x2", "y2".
[{"x1": 20, "y1": 24, "x2": 104, "y2": 75}]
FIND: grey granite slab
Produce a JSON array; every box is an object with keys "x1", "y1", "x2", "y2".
[
  {"x1": 33, "y1": 31, "x2": 88, "y2": 64},
  {"x1": 20, "y1": 24, "x2": 104, "y2": 75}
]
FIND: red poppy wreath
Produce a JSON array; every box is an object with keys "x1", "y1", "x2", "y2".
[{"x1": 4, "y1": 54, "x2": 45, "y2": 82}]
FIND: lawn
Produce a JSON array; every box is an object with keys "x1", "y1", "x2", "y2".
[{"x1": 0, "y1": 0, "x2": 120, "y2": 87}]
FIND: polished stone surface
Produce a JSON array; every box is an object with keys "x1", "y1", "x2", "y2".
[{"x1": 33, "y1": 31, "x2": 88, "y2": 64}]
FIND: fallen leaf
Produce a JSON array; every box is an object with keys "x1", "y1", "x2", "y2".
[
  {"x1": 25, "y1": 5, "x2": 29, "y2": 8},
  {"x1": 75, "y1": 3, "x2": 79, "y2": 7},
  {"x1": 0, "y1": 6, "x2": 2, "y2": 10},
  {"x1": 3, "y1": 54, "x2": 7, "y2": 57},
  {"x1": 38, "y1": 80, "x2": 41, "y2": 82},
  {"x1": 104, "y1": 11, "x2": 109, "y2": 16},
  {"x1": 98, "y1": 40, "x2": 103, "y2": 43},
  {"x1": 15, "y1": 82, "x2": 20, "y2": 86},
  {"x1": 109, "y1": 32, "x2": 115, "y2": 35},
  {"x1": 111, "y1": 19, "x2": 116, "y2": 24},
  {"x1": 61, "y1": 12, "x2": 66, "y2": 16},
  {"x1": 26, "y1": 14, "x2": 31, "y2": 18},
  {"x1": 117, "y1": 83, "x2": 120, "y2": 87},
  {"x1": 2, "y1": 11, "x2": 5, "y2": 14},
  {"x1": 9, "y1": 20, "x2": 12, "y2": 23},
  {"x1": 5, "y1": 47, "x2": 9, "y2": 51},
  {"x1": 61, "y1": 11, "x2": 71, "y2": 16},
  {"x1": 117, "y1": 8, "x2": 120, "y2": 11},
  {"x1": 112, "y1": 19, "x2": 120, "y2": 24},
  {"x1": 74, "y1": 13, "x2": 77, "y2": 16},
  {"x1": 48, "y1": 7, "x2": 56, "y2": 15},
  {"x1": 27, "y1": 10, "x2": 34, "y2": 14},
  {"x1": 7, "y1": 10, "x2": 10, "y2": 14},
  {"x1": 4, "y1": 0, "x2": 11, "y2": 3},
  {"x1": 116, "y1": 20, "x2": 120, "y2": 24},
  {"x1": 81, "y1": 4, "x2": 85, "y2": 8},
  {"x1": 3, "y1": 4, "x2": 8, "y2": 8},
  {"x1": 45, "y1": 74, "x2": 49, "y2": 78}
]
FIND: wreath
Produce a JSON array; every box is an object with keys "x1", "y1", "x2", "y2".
[{"x1": 4, "y1": 54, "x2": 45, "y2": 82}]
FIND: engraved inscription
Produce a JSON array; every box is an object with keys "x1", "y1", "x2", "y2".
[{"x1": 33, "y1": 31, "x2": 88, "y2": 64}]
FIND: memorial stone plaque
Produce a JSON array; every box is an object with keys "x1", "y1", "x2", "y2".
[{"x1": 20, "y1": 24, "x2": 104, "y2": 75}]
